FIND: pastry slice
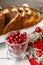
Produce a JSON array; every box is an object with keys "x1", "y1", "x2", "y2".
[
  {"x1": 23, "y1": 7, "x2": 42, "y2": 28},
  {"x1": 3, "y1": 6, "x2": 18, "y2": 26},
  {"x1": 3, "y1": 6, "x2": 21, "y2": 34},
  {"x1": 3, "y1": 13, "x2": 21, "y2": 34},
  {"x1": 3, "y1": 6, "x2": 26, "y2": 34},
  {"x1": 17, "y1": 6, "x2": 26, "y2": 28}
]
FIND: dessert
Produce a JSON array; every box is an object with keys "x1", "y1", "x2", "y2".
[{"x1": 2, "y1": 6, "x2": 41, "y2": 34}]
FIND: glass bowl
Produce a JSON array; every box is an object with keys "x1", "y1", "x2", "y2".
[{"x1": 5, "y1": 31, "x2": 29, "y2": 60}]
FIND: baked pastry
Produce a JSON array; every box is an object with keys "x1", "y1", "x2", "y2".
[
  {"x1": 23, "y1": 7, "x2": 42, "y2": 28},
  {"x1": 3, "y1": 6, "x2": 42, "y2": 34},
  {"x1": 0, "y1": 9, "x2": 5, "y2": 35},
  {"x1": 3, "y1": 6, "x2": 26, "y2": 34}
]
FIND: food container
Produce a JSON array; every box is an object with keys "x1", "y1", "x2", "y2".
[{"x1": 5, "y1": 31, "x2": 29, "y2": 60}]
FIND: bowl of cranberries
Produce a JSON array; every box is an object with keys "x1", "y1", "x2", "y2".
[{"x1": 5, "y1": 31, "x2": 29, "y2": 60}]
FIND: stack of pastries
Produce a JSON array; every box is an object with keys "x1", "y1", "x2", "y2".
[{"x1": 0, "y1": 5, "x2": 42, "y2": 34}]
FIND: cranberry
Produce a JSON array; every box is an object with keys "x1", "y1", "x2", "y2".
[
  {"x1": 23, "y1": 35, "x2": 27, "y2": 39},
  {"x1": 13, "y1": 38, "x2": 17, "y2": 42},
  {"x1": 36, "y1": 50, "x2": 42, "y2": 57},
  {"x1": 23, "y1": 32, "x2": 27, "y2": 35},
  {"x1": 22, "y1": 37, "x2": 24, "y2": 39},
  {"x1": 35, "y1": 27, "x2": 41, "y2": 33},
  {"x1": 9, "y1": 36, "x2": 13, "y2": 40},
  {"x1": 15, "y1": 41, "x2": 19, "y2": 44},
  {"x1": 10, "y1": 32, "x2": 15, "y2": 37},
  {"x1": 13, "y1": 42, "x2": 17, "y2": 44},
  {"x1": 18, "y1": 38, "x2": 23, "y2": 43},
  {"x1": 11, "y1": 40, "x2": 14, "y2": 43},
  {"x1": 7, "y1": 39, "x2": 11, "y2": 43},
  {"x1": 15, "y1": 36, "x2": 18, "y2": 40},
  {"x1": 23, "y1": 39, "x2": 26, "y2": 42},
  {"x1": 6, "y1": 36, "x2": 10, "y2": 40},
  {"x1": 18, "y1": 34, "x2": 22, "y2": 38},
  {"x1": 14, "y1": 31, "x2": 20, "y2": 36}
]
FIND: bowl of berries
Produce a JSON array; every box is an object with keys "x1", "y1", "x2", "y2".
[{"x1": 5, "y1": 31, "x2": 29, "y2": 60}]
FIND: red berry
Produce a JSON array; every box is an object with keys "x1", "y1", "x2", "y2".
[
  {"x1": 22, "y1": 37, "x2": 24, "y2": 39},
  {"x1": 23, "y1": 39, "x2": 26, "y2": 42},
  {"x1": 35, "y1": 27, "x2": 41, "y2": 33},
  {"x1": 15, "y1": 41, "x2": 19, "y2": 44},
  {"x1": 18, "y1": 38, "x2": 23, "y2": 43},
  {"x1": 9, "y1": 36, "x2": 13, "y2": 40},
  {"x1": 13, "y1": 38, "x2": 16, "y2": 41},
  {"x1": 13, "y1": 42, "x2": 17, "y2": 44},
  {"x1": 6, "y1": 36, "x2": 10, "y2": 40},
  {"x1": 36, "y1": 50, "x2": 42, "y2": 57},
  {"x1": 7, "y1": 39, "x2": 10, "y2": 43},
  {"x1": 23, "y1": 32, "x2": 27, "y2": 35},
  {"x1": 19, "y1": 34, "x2": 22, "y2": 38},
  {"x1": 10, "y1": 32, "x2": 15, "y2": 37},
  {"x1": 14, "y1": 31, "x2": 20, "y2": 36},
  {"x1": 18, "y1": 34, "x2": 22, "y2": 38},
  {"x1": 15, "y1": 36, "x2": 18, "y2": 40},
  {"x1": 11, "y1": 40, "x2": 14, "y2": 43},
  {"x1": 23, "y1": 35, "x2": 27, "y2": 39},
  {"x1": 12, "y1": 41, "x2": 19, "y2": 44},
  {"x1": 6, "y1": 36, "x2": 11, "y2": 42}
]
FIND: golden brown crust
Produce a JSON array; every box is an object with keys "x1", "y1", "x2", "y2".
[
  {"x1": 3, "y1": 14, "x2": 21, "y2": 34},
  {"x1": 23, "y1": 6, "x2": 42, "y2": 28},
  {"x1": 3, "y1": 6, "x2": 26, "y2": 34},
  {"x1": 3, "y1": 6, "x2": 42, "y2": 34}
]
